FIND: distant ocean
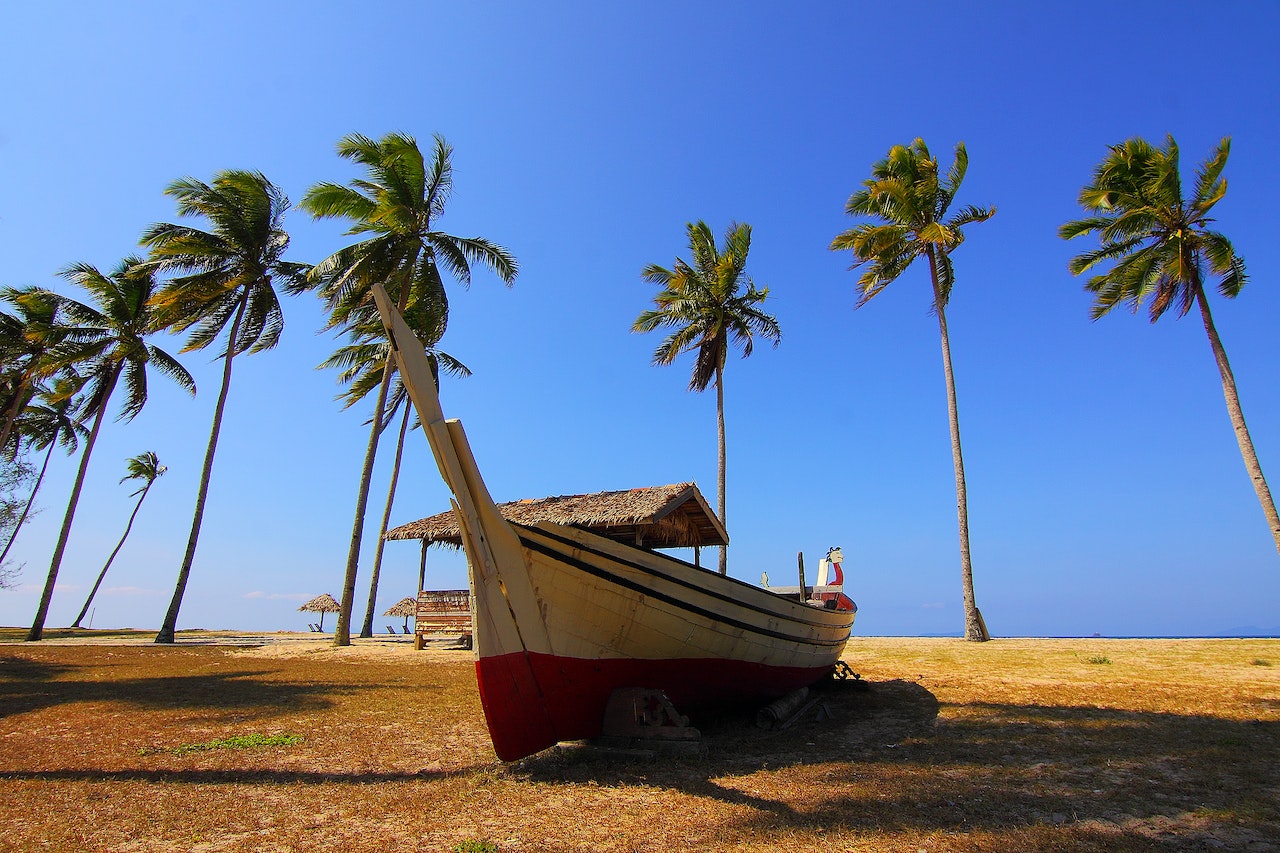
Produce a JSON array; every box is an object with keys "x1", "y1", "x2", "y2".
[{"x1": 866, "y1": 631, "x2": 1280, "y2": 639}]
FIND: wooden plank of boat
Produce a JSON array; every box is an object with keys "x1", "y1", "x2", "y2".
[{"x1": 371, "y1": 284, "x2": 856, "y2": 761}]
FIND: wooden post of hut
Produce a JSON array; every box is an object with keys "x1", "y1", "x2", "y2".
[
  {"x1": 416, "y1": 539, "x2": 428, "y2": 649},
  {"x1": 418, "y1": 539, "x2": 428, "y2": 593}
]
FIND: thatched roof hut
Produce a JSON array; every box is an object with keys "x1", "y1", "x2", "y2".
[
  {"x1": 297, "y1": 593, "x2": 340, "y2": 631},
  {"x1": 383, "y1": 597, "x2": 417, "y2": 618},
  {"x1": 385, "y1": 482, "x2": 727, "y2": 551},
  {"x1": 383, "y1": 596, "x2": 418, "y2": 633}
]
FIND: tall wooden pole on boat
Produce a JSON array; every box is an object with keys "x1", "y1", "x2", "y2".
[{"x1": 796, "y1": 552, "x2": 806, "y2": 603}]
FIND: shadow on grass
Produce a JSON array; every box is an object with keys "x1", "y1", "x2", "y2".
[
  {"x1": 0, "y1": 655, "x2": 77, "y2": 684},
  {"x1": 515, "y1": 677, "x2": 1280, "y2": 849},
  {"x1": 0, "y1": 767, "x2": 468, "y2": 785},
  {"x1": 0, "y1": 655, "x2": 393, "y2": 720}
]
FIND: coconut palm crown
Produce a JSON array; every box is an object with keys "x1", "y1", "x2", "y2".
[
  {"x1": 145, "y1": 170, "x2": 310, "y2": 355},
  {"x1": 0, "y1": 286, "x2": 79, "y2": 454},
  {"x1": 830, "y1": 139, "x2": 995, "y2": 312},
  {"x1": 301, "y1": 132, "x2": 517, "y2": 325},
  {"x1": 1060, "y1": 135, "x2": 1280, "y2": 555}
]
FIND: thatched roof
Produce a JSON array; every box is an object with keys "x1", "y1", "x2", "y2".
[
  {"x1": 383, "y1": 597, "x2": 417, "y2": 618},
  {"x1": 385, "y1": 482, "x2": 728, "y2": 550},
  {"x1": 298, "y1": 593, "x2": 340, "y2": 613}
]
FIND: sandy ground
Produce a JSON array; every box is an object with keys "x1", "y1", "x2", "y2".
[{"x1": 1, "y1": 633, "x2": 1277, "y2": 852}]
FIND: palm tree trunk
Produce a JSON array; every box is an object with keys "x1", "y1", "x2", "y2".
[
  {"x1": 360, "y1": 399, "x2": 411, "y2": 637},
  {"x1": 26, "y1": 369, "x2": 119, "y2": 642},
  {"x1": 928, "y1": 252, "x2": 988, "y2": 642},
  {"x1": 334, "y1": 352, "x2": 394, "y2": 646},
  {"x1": 71, "y1": 481, "x2": 151, "y2": 628},
  {"x1": 716, "y1": 363, "x2": 727, "y2": 575},
  {"x1": 155, "y1": 294, "x2": 248, "y2": 644},
  {"x1": 0, "y1": 371, "x2": 34, "y2": 454},
  {"x1": 1196, "y1": 290, "x2": 1280, "y2": 554},
  {"x1": 0, "y1": 439, "x2": 54, "y2": 566}
]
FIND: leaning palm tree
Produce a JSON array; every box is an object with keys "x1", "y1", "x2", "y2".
[
  {"x1": 1061, "y1": 135, "x2": 1280, "y2": 556},
  {"x1": 70, "y1": 451, "x2": 167, "y2": 628},
  {"x1": 320, "y1": 298, "x2": 469, "y2": 638},
  {"x1": 143, "y1": 169, "x2": 309, "y2": 644},
  {"x1": 301, "y1": 131, "x2": 517, "y2": 646},
  {"x1": 634, "y1": 221, "x2": 781, "y2": 575},
  {"x1": 0, "y1": 376, "x2": 89, "y2": 567},
  {"x1": 829, "y1": 139, "x2": 995, "y2": 641},
  {"x1": 26, "y1": 260, "x2": 195, "y2": 641}
]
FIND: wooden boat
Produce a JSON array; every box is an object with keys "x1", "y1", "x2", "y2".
[{"x1": 371, "y1": 285, "x2": 856, "y2": 761}]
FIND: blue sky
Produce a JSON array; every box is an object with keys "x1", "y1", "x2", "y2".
[{"x1": 2, "y1": 1, "x2": 1279, "y2": 637}]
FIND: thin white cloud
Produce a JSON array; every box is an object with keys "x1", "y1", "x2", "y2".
[
  {"x1": 244, "y1": 591, "x2": 311, "y2": 602},
  {"x1": 103, "y1": 586, "x2": 162, "y2": 596}
]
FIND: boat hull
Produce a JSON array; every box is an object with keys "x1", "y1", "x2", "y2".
[{"x1": 471, "y1": 521, "x2": 854, "y2": 760}]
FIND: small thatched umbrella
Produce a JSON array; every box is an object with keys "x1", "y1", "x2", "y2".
[
  {"x1": 383, "y1": 596, "x2": 417, "y2": 633},
  {"x1": 298, "y1": 593, "x2": 340, "y2": 631}
]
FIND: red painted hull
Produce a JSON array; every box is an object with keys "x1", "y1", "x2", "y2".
[{"x1": 476, "y1": 650, "x2": 835, "y2": 762}]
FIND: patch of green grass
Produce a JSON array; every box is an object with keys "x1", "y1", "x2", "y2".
[
  {"x1": 140, "y1": 732, "x2": 302, "y2": 757},
  {"x1": 1084, "y1": 655, "x2": 1112, "y2": 665},
  {"x1": 454, "y1": 842, "x2": 499, "y2": 853},
  {"x1": 1251, "y1": 658, "x2": 1272, "y2": 667}
]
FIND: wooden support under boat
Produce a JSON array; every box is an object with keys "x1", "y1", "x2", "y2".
[{"x1": 371, "y1": 284, "x2": 856, "y2": 761}]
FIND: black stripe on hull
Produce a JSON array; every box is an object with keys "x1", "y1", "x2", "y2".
[{"x1": 519, "y1": 522, "x2": 850, "y2": 631}]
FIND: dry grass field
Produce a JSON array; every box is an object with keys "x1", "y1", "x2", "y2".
[{"x1": 1, "y1": 630, "x2": 1277, "y2": 852}]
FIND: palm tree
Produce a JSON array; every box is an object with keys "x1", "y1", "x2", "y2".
[
  {"x1": 301, "y1": 131, "x2": 517, "y2": 646},
  {"x1": 829, "y1": 139, "x2": 995, "y2": 641},
  {"x1": 1060, "y1": 135, "x2": 1280, "y2": 555},
  {"x1": 70, "y1": 451, "x2": 166, "y2": 628},
  {"x1": 0, "y1": 376, "x2": 89, "y2": 567},
  {"x1": 26, "y1": 260, "x2": 195, "y2": 641},
  {"x1": 319, "y1": 299, "x2": 469, "y2": 638},
  {"x1": 634, "y1": 221, "x2": 781, "y2": 575},
  {"x1": 142, "y1": 169, "x2": 309, "y2": 644},
  {"x1": 0, "y1": 287, "x2": 75, "y2": 452}
]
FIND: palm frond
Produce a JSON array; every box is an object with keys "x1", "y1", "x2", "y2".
[
  {"x1": 1192, "y1": 137, "x2": 1231, "y2": 216},
  {"x1": 1202, "y1": 231, "x2": 1247, "y2": 298},
  {"x1": 145, "y1": 345, "x2": 196, "y2": 396}
]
